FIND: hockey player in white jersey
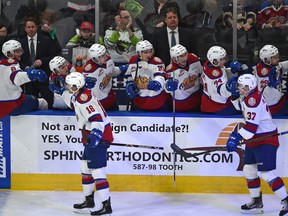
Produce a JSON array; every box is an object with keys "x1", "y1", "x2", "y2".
[
  {"x1": 0, "y1": 39, "x2": 48, "y2": 118},
  {"x1": 125, "y1": 40, "x2": 170, "y2": 111},
  {"x1": 226, "y1": 74, "x2": 288, "y2": 216},
  {"x1": 82, "y1": 44, "x2": 125, "y2": 111},
  {"x1": 254, "y1": 44, "x2": 288, "y2": 115},
  {"x1": 165, "y1": 44, "x2": 202, "y2": 112},
  {"x1": 49, "y1": 72, "x2": 113, "y2": 215}
]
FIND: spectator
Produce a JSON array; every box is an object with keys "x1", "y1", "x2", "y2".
[
  {"x1": 104, "y1": 8, "x2": 143, "y2": 66},
  {"x1": 201, "y1": 46, "x2": 239, "y2": 115},
  {"x1": 253, "y1": 44, "x2": 288, "y2": 115},
  {"x1": 49, "y1": 72, "x2": 113, "y2": 215},
  {"x1": 165, "y1": 44, "x2": 202, "y2": 112},
  {"x1": 0, "y1": 24, "x2": 9, "y2": 59},
  {"x1": 82, "y1": 44, "x2": 124, "y2": 111},
  {"x1": 151, "y1": 7, "x2": 197, "y2": 67},
  {"x1": 0, "y1": 40, "x2": 48, "y2": 118},
  {"x1": 40, "y1": 10, "x2": 62, "y2": 55},
  {"x1": 125, "y1": 40, "x2": 170, "y2": 111},
  {"x1": 19, "y1": 17, "x2": 57, "y2": 109},
  {"x1": 226, "y1": 73, "x2": 288, "y2": 216},
  {"x1": 257, "y1": 0, "x2": 288, "y2": 29},
  {"x1": 66, "y1": 21, "x2": 99, "y2": 48}
]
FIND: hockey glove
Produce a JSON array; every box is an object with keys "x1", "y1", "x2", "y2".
[
  {"x1": 118, "y1": 64, "x2": 129, "y2": 75},
  {"x1": 230, "y1": 61, "x2": 243, "y2": 74},
  {"x1": 165, "y1": 79, "x2": 178, "y2": 92},
  {"x1": 49, "y1": 77, "x2": 66, "y2": 95},
  {"x1": 226, "y1": 131, "x2": 242, "y2": 152},
  {"x1": 147, "y1": 80, "x2": 161, "y2": 91},
  {"x1": 88, "y1": 128, "x2": 103, "y2": 147},
  {"x1": 268, "y1": 67, "x2": 280, "y2": 88},
  {"x1": 85, "y1": 76, "x2": 97, "y2": 89},
  {"x1": 226, "y1": 76, "x2": 240, "y2": 97},
  {"x1": 126, "y1": 81, "x2": 139, "y2": 99},
  {"x1": 26, "y1": 68, "x2": 48, "y2": 82}
]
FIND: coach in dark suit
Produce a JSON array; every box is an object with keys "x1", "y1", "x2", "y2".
[
  {"x1": 20, "y1": 17, "x2": 56, "y2": 109},
  {"x1": 151, "y1": 7, "x2": 198, "y2": 67}
]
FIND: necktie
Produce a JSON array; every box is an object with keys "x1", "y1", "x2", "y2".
[
  {"x1": 30, "y1": 38, "x2": 36, "y2": 63},
  {"x1": 171, "y1": 30, "x2": 176, "y2": 48}
]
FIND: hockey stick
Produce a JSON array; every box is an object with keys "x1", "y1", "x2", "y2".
[
  {"x1": 172, "y1": 70, "x2": 177, "y2": 188},
  {"x1": 126, "y1": 58, "x2": 139, "y2": 111},
  {"x1": 171, "y1": 130, "x2": 288, "y2": 159},
  {"x1": 81, "y1": 125, "x2": 164, "y2": 150}
]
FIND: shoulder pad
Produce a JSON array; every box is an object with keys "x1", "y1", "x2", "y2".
[
  {"x1": 0, "y1": 58, "x2": 17, "y2": 65},
  {"x1": 76, "y1": 89, "x2": 93, "y2": 104},
  {"x1": 187, "y1": 53, "x2": 200, "y2": 63},
  {"x1": 203, "y1": 63, "x2": 223, "y2": 79},
  {"x1": 83, "y1": 60, "x2": 98, "y2": 73},
  {"x1": 256, "y1": 63, "x2": 269, "y2": 77},
  {"x1": 150, "y1": 56, "x2": 163, "y2": 64},
  {"x1": 244, "y1": 91, "x2": 261, "y2": 108},
  {"x1": 129, "y1": 55, "x2": 138, "y2": 64}
]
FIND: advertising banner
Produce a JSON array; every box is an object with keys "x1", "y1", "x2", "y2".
[
  {"x1": 0, "y1": 116, "x2": 10, "y2": 188},
  {"x1": 10, "y1": 114, "x2": 288, "y2": 177}
]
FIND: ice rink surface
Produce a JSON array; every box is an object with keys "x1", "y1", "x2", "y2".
[{"x1": 0, "y1": 190, "x2": 285, "y2": 216}]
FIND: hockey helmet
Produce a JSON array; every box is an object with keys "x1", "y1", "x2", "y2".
[
  {"x1": 207, "y1": 46, "x2": 227, "y2": 67},
  {"x1": 136, "y1": 40, "x2": 153, "y2": 56},
  {"x1": 65, "y1": 72, "x2": 85, "y2": 93},
  {"x1": 2, "y1": 40, "x2": 22, "y2": 58},
  {"x1": 170, "y1": 44, "x2": 188, "y2": 64},
  {"x1": 49, "y1": 56, "x2": 67, "y2": 74},
  {"x1": 88, "y1": 44, "x2": 107, "y2": 64},
  {"x1": 238, "y1": 74, "x2": 257, "y2": 96},
  {"x1": 259, "y1": 45, "x2": 279, "y2": 65}
]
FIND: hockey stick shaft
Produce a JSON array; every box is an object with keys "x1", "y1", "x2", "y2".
[
  {"x1": 171, "y1": 130, "x2": 288, "y2": 158},
  {"x1": 81, "y1": 126, "x2": 164, "y2": 150}
]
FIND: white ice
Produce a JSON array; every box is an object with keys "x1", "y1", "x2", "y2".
[{"x1": 0, "y1": 191, "x2": 283, "y2": 215}]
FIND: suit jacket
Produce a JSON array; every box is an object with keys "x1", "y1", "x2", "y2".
[
  {"x1": 20, "y1": 34, "x2": 57, "y2": 76},
  {"x1": 151, "y1": 27, "x2": 198, "y2": 67}
]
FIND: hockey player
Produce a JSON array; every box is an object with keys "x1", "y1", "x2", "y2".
[
  {"x1": 125, "y1": 40, "x2": 170, "y2": 111},
  {"x1": 82, "y1": 44, "x2": 126, "y2": 111},
  {"x1": 226, "y1": 74, "x2": 288, "y2": 216},
  {"x1": 49, "y1": 72, "x2": 113, "y2": 215},
  {"x1": 254, "y1": 44, "x2": 288, "y2": 115},
  {"x1": 201, "y1": 45, "x2": 239, "y2": 114},
  {"x1": 0, "y1": 39, "x2": 48, "y2": 118},
  {"x1": 165, "y1": 44, "x2": 202, "y2": 112},
  {"x1": 49, "y1": 56, "x2": 97, "y2": 109}
]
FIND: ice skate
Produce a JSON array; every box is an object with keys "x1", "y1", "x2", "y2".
[
  {"x1": 241, "y1": 193, "x2": 264, "y2": 214},
  {"x1": 280, "y1": 196, "x2": 288, "y2": 216},
  {"x1": 38, "y1": 98, "x2": 48, "y2": 110},
  {"x1": 91, "y1": 197, "x2": 112, "y2": 215},
  {"x1": 73, "y1": 192, "x2": 95, "y2": 214}
]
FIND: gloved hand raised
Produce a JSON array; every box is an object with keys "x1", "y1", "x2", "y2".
[
  {"x1": 165, "y1": 79, "x2": 178, "y2": 92},
  {"x1": 230, "y1": 61, "x2": 243, "y2": 74},
  {"x1": 226, "y1": 131, "x2": 242, "y2": 152},
  {"x1": 126, "y1": 81, "x2": 139, "y2": 99},
  {"x1": 268, "y1": 67, "x2": 280, "y2": 88},
  {"x1": 226, "y1": 76, "x2": 239, "y2": 97},
  {"x1": 26, "y1": 68, "x2": 47, "y2": 82},
  {"x1": 49, "y1": 77, "x2": 66, "y2": 95},
  {"x1": 85, "y1": 76, "x2": 97, "y2": 89},
  {"x1": 88, "y1": 128, "x2": 103, "y2": 147},
  {"x1": 147, "y1": 80, "x2": 161, "y2": 91}
]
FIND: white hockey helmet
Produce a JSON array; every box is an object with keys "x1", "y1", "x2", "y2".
[
  {"x1": 88, "y1": 44, "x2": 106, "y2": 63},
  {"x1": 136, "y1": 40, "x2": 153, "y2": 56},
  {"x1": 49, "y1": 56, "x2": 67, "y2": 74},
  {"x1": 238, "y1": 74, "x2": 257, "y2": 95},
  {"x1": 259, "y1": 45, "x2": 278, "y2": 65},
  {"x1": 2, "y1": 39, "x2": 22, "y2": 58},
  {"x1": 207, "y1": 46, "x2": 227, "y2": 67},
  {"x1": 65, "y1": 72, "x2": 85, "y2": 93},
  {"x1": 170, "y1": 44, "x2": 188, "y2": 64}
]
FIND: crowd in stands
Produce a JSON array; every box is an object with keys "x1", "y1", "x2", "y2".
[{"x1": 0, "y1": 0, "x2": 288, "y2": 116}]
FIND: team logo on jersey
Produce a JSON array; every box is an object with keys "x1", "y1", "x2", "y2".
[
  {"x1": 260, "y1": 68, "x2": 268, "y2": 76},
  {"x1": 212, "y1": 70, "x2": 220, "y2": 77},
  {"x1": 100, "y1": 73, "x2": 112, "y2": 90},
  {"x1": 136, "y1": 76, "x2": 149, "y2": 89},
  {"x1": 80, "y1": 94, "x2": 89, "y2": 102},
  {"x1": 248, "y1": 97, "x2": 256, "y2": 106},
  {"x1": 180, "y1": 75, "x2": 197, "y2": 90},
  {"x1": 8, "y1": 58, "x2": 15, "y2": 64},
  {"x1": 84, "y1": 63, "x2": 92, "y2": 71}
]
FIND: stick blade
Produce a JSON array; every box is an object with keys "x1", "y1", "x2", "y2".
[{"x1": 170, "y1": 143, "x2": 194, "y2": 159}]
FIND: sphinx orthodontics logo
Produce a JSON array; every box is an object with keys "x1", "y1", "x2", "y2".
[
  {"x1": 182, "y1": 122, "x2": 245, "y2": 171},
  {"x1": 0, "y1": 121, "x2": 6, "y2": 178}
]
